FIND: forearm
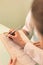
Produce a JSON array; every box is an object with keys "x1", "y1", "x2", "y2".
[
  {"x1": 18, "y1": 29, "x2": 29, "y2": 48},
  {"x1": 19, "y1": 39, "x2": 26, "y2": 48}
]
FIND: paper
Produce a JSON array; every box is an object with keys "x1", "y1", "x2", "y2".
[{"x1": 0, "y1": 34, "x2": 35, "y2": 65}]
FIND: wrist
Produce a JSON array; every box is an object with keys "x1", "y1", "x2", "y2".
[{"x1": 20, "y1": 40, "x2": 26, "y2": 48}]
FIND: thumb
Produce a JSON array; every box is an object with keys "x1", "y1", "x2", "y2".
[{"x1": 8, "y1": 32, "x2": 17, "y2": 38}]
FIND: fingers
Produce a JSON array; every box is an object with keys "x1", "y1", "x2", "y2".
[
  {"x1": 34, "y1": 42, "x2": 40, "y2": 47},
  {"x1": 8, "y1": 33, "x2": 17, "y2": 39},
  {"x1": 9, "y1": 57, "x2": 17, "y2": 65},
  {"x1": 8, "y1": 34, "x2": 14, "y2": 39},
  {"x1": 8, "y1": 29, "x2": 14, "y2": 34}
]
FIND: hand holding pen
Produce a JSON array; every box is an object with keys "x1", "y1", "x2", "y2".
[
  {"x1": 7, "y1": 26, "x2": 25, "y2": 48},
  {"x1": 8, "y1": 26, "x2": 22, "y2": 36}
]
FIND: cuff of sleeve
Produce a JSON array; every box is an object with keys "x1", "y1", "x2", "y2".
[
  {"x1": 22, "y1": 26, "x2": 29, "y2": 32},
  {"x1": 24, "y1": 42, "x2": 43, "y2": 65},
  {"x1": 24, "y1": 43, "x2": 29, "y2": 54}
]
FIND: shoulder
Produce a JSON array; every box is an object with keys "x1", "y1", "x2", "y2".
[{"x1": 26, "y1": 10, "x2": 32, "y2": 22}]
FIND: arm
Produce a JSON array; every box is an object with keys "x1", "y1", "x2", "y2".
[
  {"x1": 8, "y1": 10, "x2": 34, "y2": 48},
  {"x1": 22, "y1": 10, "x2": 34, "y2": 38}
]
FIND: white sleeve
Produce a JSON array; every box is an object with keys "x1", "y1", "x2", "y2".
[
  {"x1": 23, "y1": 10, "x2": 33, "y2": 33},
  {"x1": 24, "y1": 42, "x2": 43, "y2": 65}
]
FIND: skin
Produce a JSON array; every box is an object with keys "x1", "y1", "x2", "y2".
[
  {"x1": 8, "y1": 15, "x2": 43, "y2": 65},
  {"x1": 37, "y1": 31, "x2": 43, "y2": 49},
  {"x1": 33, "y1": 30, "x2": 43, "y2": 49},
  {"x1": 8, "y1": 30, "x2": 43, "y2": 65},
  {"x1": 7, "y1": 16, "x2": 34, "y2": 48},
  {"x1": 8, "y1": 31, "x2": 26, "y2": 48},
  {"x1": 32, "y1": 16, "x2": 43, "y2": 49},
  {"x1": 8, "y1": 29, "x2": 30, "y2": 65},
  {"x1": 8, "y1": 15, "x2": 41, "y2": 48},
  {"x1": 9, "y1": 57, "x2": 17, "y2": 65}
]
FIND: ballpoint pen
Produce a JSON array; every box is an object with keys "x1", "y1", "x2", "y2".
[{"x1": 9, "y1": 25, "x2": 22, "y2": 35}]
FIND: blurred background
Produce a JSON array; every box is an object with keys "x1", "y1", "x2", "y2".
[{"x1": 0, "y1": 0, "x2": 33, "y2": 28}]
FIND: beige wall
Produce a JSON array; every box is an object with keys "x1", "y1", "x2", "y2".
[{"x1": 0, "y1": 0, "x2": 33, "y2": 28}]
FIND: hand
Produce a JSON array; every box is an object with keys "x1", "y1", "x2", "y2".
[
  {"x1": 8, "y1": 29, "x2": 25, "y2": 48},
  {"x1": 9, "y1": 57, "x2": 17, "y2": 65},
  {"x1": 8, "y1": 29, "x2": 15, "y2": 35},
  {"x1": 34, "y1": 42, "x2": 40, "y2": 48}
]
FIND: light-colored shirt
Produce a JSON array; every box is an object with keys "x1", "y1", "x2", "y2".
[
  {"x1": 23, "y1": 10, "x2": 39, "y2": 42},
  {"x1": 22, "y1": 10, "x2": 43, "y2": 65},
  {"x1": 24, "y1": 42, "x2": 43, "y2": 65}
]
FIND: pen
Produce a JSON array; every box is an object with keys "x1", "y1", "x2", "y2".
[{"x1": 9, "y1": 26, "x2": 22, "y2": 35}]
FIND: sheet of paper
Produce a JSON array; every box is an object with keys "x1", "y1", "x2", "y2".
[{"x1": 0, "y1": 34, "x2": 35, "y2": 65}]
